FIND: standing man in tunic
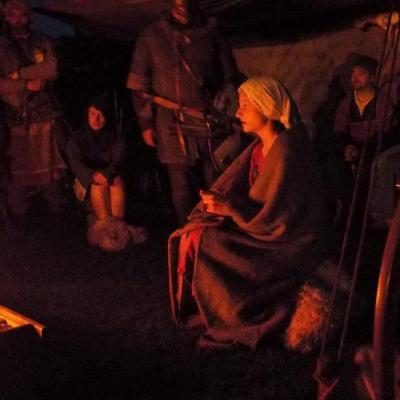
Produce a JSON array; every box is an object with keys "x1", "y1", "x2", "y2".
[
  {"x1": 126, "y1": 0, "x2": 240, "y2": 226},
  {"x1": 0, "y1": 0, "x2": 66, "y2": 226}
]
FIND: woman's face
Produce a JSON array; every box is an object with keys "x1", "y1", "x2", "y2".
[
  {"x1": 88, "y1": 106, "x2": 106, "y2": 131},
  {"x1": 236, "y1": 91, "x2": 268, "y2": 134}
]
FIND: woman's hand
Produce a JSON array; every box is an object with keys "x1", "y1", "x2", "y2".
[{"x1": 200, "y1": 189, "x2": 231, "y2": 216}]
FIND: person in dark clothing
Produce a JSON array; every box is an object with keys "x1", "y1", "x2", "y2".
[
  {"x1": 0, "y1": 0, "x2": 67, "y2": 222},
  {"x1": 126, "y1": 0, "x2": 240, "y2": 226},
  {"x1": 334, "y1": 54, "x2": 395, "y2": 178},
  {"x1": 354, "y1": 12, "x2": 400, "y2": 230},
  {"x1": 332, "y1": 54, "x2": 396, "y2": 230},
  {"x1": 67, "y1": 94, "x2": 127, "y2": 222}
]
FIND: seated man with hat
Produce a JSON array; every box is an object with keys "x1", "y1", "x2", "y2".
[
  {"x1": 332, "y1": 54, "x2": 396, "y2": 226},
  {"x1": 334, "y1": 53, "x2": 395, "y2": 173}
]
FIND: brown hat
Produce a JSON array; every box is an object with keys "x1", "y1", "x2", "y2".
[
  {"x1": 351, "y1": 54, "x2": 378, "y2": 74},
  {"x1": 3, "y1": 0, "x2": 32, "y2": 16}
]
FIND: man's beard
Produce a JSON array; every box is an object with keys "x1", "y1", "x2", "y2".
[
  {"x1": 352, "y1": 82, "x2": 367, "y2": 90},
  {"x1": 10, "y1": 24, "x2": 29, "y2": 36}
]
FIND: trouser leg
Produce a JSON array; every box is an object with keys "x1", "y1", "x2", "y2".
[
  {"x1": 90, "y1": 184, "x2": 111, "y2": 220},
  {"x1": 42, "y1": 180, "x2": 66, "y2": 213},
  {"x1": 166, "y1": 163, "x2": 195, "y2": 227},
  {"x1": 7, "y1": 184, "x2": 32, "y2": 217},
  {"x1": 110, "y1": 176, "x2": 126, "y2": 219}
]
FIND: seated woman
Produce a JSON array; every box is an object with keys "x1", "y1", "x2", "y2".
[
  {"x1": 67, "y1": 93, "x2": 147, "y2": 251},
  {"x1": 168, "y1": 76, "x2": 328, "y2": 349}
]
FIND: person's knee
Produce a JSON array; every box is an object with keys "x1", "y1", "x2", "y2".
[{"x1": 112, "y1": 176, "x2": 126, "y2": 189}]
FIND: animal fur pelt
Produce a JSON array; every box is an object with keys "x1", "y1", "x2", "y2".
[
  {"x1": 87, "y1": 215, "x2": 148, "y2": 252},
  {"x1": 284, "y1": 259, "x2": 350, "y2": 354}
]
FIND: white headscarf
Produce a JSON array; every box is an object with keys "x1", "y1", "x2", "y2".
[{"x1": 238, "y1": 76, "x2": 300, "y2": 129}]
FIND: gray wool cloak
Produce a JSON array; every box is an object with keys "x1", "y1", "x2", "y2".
[{"x1": 168, "y1": 123, "x2": 328, "y2": 348}]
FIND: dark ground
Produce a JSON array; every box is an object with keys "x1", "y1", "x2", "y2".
[{"x1": 0, "y1": 189, "x2": 376, "y2": 400}]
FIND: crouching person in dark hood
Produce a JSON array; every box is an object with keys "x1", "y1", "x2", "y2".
[{"x1": 67, "y1": 93, "x2": 148, "y2": 251}]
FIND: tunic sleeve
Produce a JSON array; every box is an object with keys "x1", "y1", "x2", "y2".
[{"x1": 374, "y1": 91, "x2": 395, "y2": 135}]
